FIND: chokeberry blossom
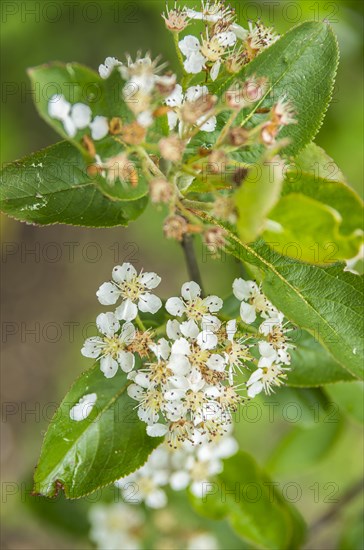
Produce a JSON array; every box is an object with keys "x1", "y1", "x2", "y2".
[
  {"x1": 81, "y1": 312, "x2": 136, "y2": 378},
  {"x1": 165, "y1": 84, "x2": 217, "y2": 133},
  {"x1": 96, "y1": 263, "x2": 162, "y2": 321}
]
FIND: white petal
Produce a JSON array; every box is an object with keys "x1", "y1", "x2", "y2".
[
  {"x1": 247, "y1": 368, "x2": 263, "y2": 386},
  {"x1": 138, "y1": 293, "x2": 162, "y2": 314},
  {"x1": 127, "y1": 383, "x2": 144, "y2": 400},
  {"x1": 171, "y1": 338, "x2": 191, "y2": 356},
  {"x1": 216, "y1": 31, "x2": 237, "y2": 47},
  {"x1": 112, "y1": 263, "x2": 137, "y2": 283},
  {"x1": 81, "y1": 337, "x2": 103, "y2": 358},
  {"x1": 167, "y1": 111, "x2": 179, "y2": 131},
  {"x1": 118, "y1": 350, "x2": 135, "y2": 373},
  {"x1": 190, "y1": 481, "x2": 205, "y2": 498},
  {"x1": 181, "y1": 281, "x2": 201, "y2": 301},
  {"x1": 206, "y1": 354, "x2": 226, "y2": 372},
  {"x1": 180, "y1": 319, "x2": 199, "y2": 338},
  {"x1": 70, "y1": 393, "x2": 97, "y2": 421},
  {"x1": 166, "y1": 297, "x2": 185, "y2": 317},
  {"x1": 185, "y1": 85, "x2": 207, "y2": 102},
  {"x1": 184, "y1": 52, "x2": 206, "y2": 74},
  {"x1": 215, "y1": 436, "x2": 239, "y2": 459},
  {"x1": 233, "y1": 278, "x2": 258, "y2": 300},
  {"x1": 199, "y1": 115, "x2": 217, "y2": 132},
  {"x1": 203, "y1": 295, "x2": 223, "y2": 313},
  {"x1": 146, "y1": 423, "x2": 168, "y2": 437},
  {"x1": 137, "y1": 110, "x2": 154, "y2": 128},
  {"x1": 63, "y1": 115, "x2": 77, "y2": 137},
  {"x1": 96, "y1": 312, "x2": 119, "y2": 337},
  {"x1": 48, "y1": 94, "x2": 70, "y2": 120},
  {"x1": 179, "y1": 35, "x2": 200, "y2": 57},
  {"x1": 210, "y1": 59, "x2": 221, "y2": 81},
  {"x1": 240, "y1": 302, "x2": 256, "y2": 324},
  {"x1": 166, "y1": 319, "x2": 181, "y2": 340},
  {"x1": 168, "y1": 353, "x2": 191, "y2": 375},
  {"x1": 120, "y1": 321, "x2": 136, "y2": 344},
  {"x1": 135, "y1": 372, "x2": 152, "y2": 388},
  {"x1": 231, "y1": 23, "x2": 248, "y2": 40},
  {"x1": 145, "y1": 489, "x2": 167, "y2": 509},
  {"x1": 139, "y1": 271, "x2": 161, "y2": 289},
  {"x1": 201, "y1": 315, "x2": 221, "y2": 332},
  {"x1": 197, "y1": 331, "x2": 217, "y2": 350},
  {"x1": 226, "y1": 319, "x2": 237, "y2": 342},
  {"x1": 258, "y1": 356, "x2": 274, "y2": 368},
  {"x1": 89, "y1": 116, "x2": 109, "y2": 140},
  {"x1": 170, "y1": 471, "x2": 190, "y2": 491},
  {"x1": 247, "y1": 380, "x2": 264, "y2": 398},
  {"x1": 165, "y1": 84, "x2": 184, "y2": 107},
  {"x1": 96, "y1": 282, "x2": 119, "y2": 305},
  {"x1": 100, "y1": 355, "x2": 118, "y2": 378},
  {"x1": 259, "y1": 341, "x2": 276, "y2": 359},
  {"x1": 165, "y1": 388, "x2": 187, "y2": 400},
  {"x1": 115, "y1": 299, "x2": 138, "y2": 321},
  {"x1": 150, "y1": 338, "x2": 170, "y2": 361},
  {"x1": 71, "y1": 103, "x2": 92, "y2": 129}
]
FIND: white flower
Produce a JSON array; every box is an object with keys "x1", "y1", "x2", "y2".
[
  {"x1": 233, "y1": 278, "x2": 278, "y2": 323},
  {"x1": 89, "y1": 116, "x2": 109, "y2": 140},
  {"x1": 165, "y1": 84, "x2": 217, "y2": 133},
  {"x1": 98, "y1": 56, "x2": 122, "y2": 79},
  {"x1": 70, "y1": 393, "x2": 97, "y2": 421},
  {"x1": 89, "y1": 503, "x2": 143, "y2": 550},
  {"x1": 116, "y1": 447, "x2": 169, "y2": 509},
  {"x1": 258, "y1": 340, "x2": 291, "y2": 367},
  {"x1": 246, "y1": 363, "x2": 288, "y2": 397},
  {"x1": 224, "y1": 319, "x2": 252, "y2": 383},
  {"x1": 165, "y1": 281, "x2": 223, "y2": 326},
  {"x1": 81, "y1": 312, "x2": 136, "y2": 378},
  {"x1": 96, "y1": 263, "x2": 162, "y2": 321}
]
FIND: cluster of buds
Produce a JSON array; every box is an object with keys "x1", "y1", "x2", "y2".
[{"x1": 78, "y1": 263, "x2": 295, "y2": 451}]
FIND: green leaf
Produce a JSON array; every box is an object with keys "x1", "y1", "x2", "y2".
[
  {"x1": 222, "y1": 21, "x2": 339, "y2": 157},
  {"x1": 263, "y1": 162, "x2": 364, "y2": 263},
  {"x1": 33, "y1": 363, "x2": 162, "y2": 498},
  {"x1": 287, "y1": 330, "x2": 354, "y2": 386},
  {"x1": 196, "y1": 212, "x2": 364, "y2": 379},
  {"x1": 266, "y1": 418, "x2": 343, "y2": 476},
  {"x1": 289, "y1": 143, "x2": 345, "y2": 182},
  {"x1": 0, "y1": 142, "x2": 148, "y2": 227},
  {"x1": 338, "y1": 513, "x2": 364, "y2": 550},
  {"x1": 191, "y1": 452, "x2": 306, "y2": 549},
  {"x1": 325, "y1": 382, "x2": 364, "y2": 423},
  {"x1": 235, "y1": 158, "x2": 284, "y2": 243}
]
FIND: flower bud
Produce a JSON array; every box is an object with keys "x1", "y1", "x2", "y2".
[
  {"x1": 121, "y1": 121, "x2": 146, "y2": 145},
  {"x1": 149, "y1": 177, "x2": 173, "y2": 204},
  {"x1": 159, "y1": 135, "x2": 185, "y2": 163},
  {"x1": 163, "y1": 215, "x2": 188, "y2": 241},
  {"x1": 228, "y1": 127, "x2": 249, "y2": 146}
]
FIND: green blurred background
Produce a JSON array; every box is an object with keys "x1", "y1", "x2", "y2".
[{"x1": 1, "y1": 1, "x2": 363, "y2": 548}]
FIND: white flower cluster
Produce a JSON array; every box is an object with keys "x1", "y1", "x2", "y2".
[
  {"x1": 163, "y1": 1, "x2": 278, "y2": 80},
  {"x1": 89, "y1": 502, "x2": 144, "y2": 550},
  {"x1": 116, "y1": 427, "x2": 238, "y2": 508},
  {"x1": 48, "y1": 94, "x2": 109, "y2": 139},
  {"x1": 89, "y1": 501, "x2": 220, "y2": 549},
  {"x1": 81, "y1": 263, "x2": 294, "y2": 442}
]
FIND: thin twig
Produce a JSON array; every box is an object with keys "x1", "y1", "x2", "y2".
[
  {"x1": 308, "y1": 478, "x2": 364, "y2": 541},
  {"x1": 181, "y1": 234, "x2": 205, "y2": 296}
]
